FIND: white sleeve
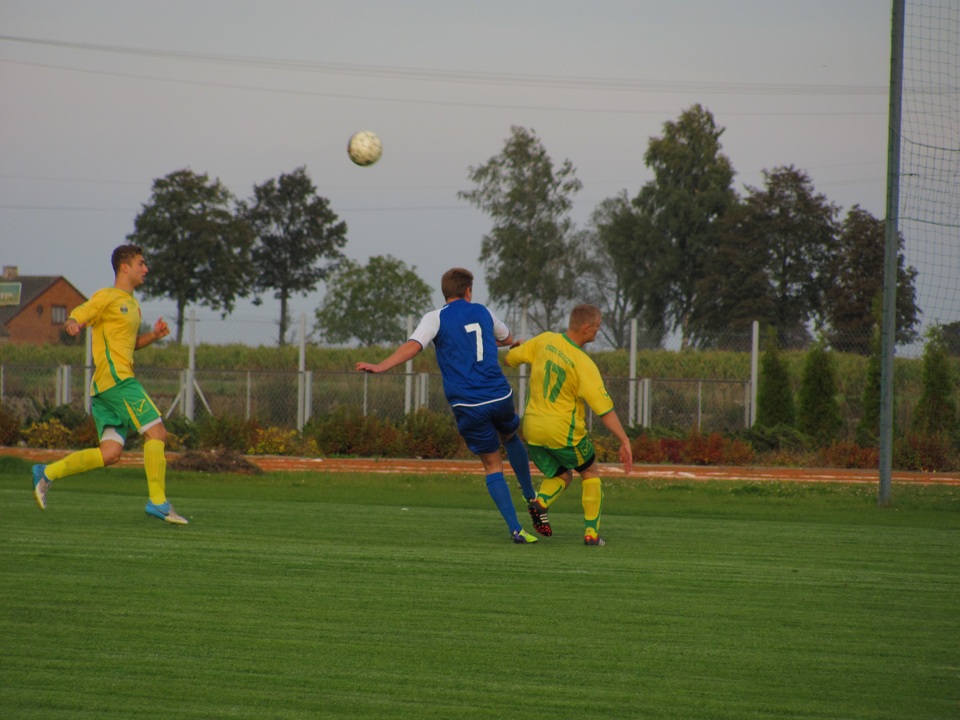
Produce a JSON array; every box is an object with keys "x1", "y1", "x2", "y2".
[
  {"x1": 409, "y1": 309, "x2": 441, "y2": 348},
  {"x1": 487, "y1": 307, "x2": 510, "y2": 342}
]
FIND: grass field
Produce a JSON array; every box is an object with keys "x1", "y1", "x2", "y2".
[{"x1": 2, "y1": 456, "x2": 958, "y2": 719}]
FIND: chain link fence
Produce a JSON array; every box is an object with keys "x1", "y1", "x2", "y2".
[{"x1": 1, "y1": 361, "x2": 750, "y2": 437}]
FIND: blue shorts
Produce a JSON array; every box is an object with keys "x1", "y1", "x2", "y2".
[{"x1": 451, "y1": 396, "x2": 521, "y2": 455}]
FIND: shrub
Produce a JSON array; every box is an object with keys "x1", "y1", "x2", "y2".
[
  {"x1": 631, "y1": 434, "x2": 670, "y2": 464},
  {"x1": 401, "y1": 409, "x2": 468, "y2": 459},
  {"x1": 819, "y1": 440, "x2": 879, "y2": 469},
  {"x1": 303, "y1": 408, "x2": 404, "y2": 457},
  {"x1": 166, "y1": 416, "x2": 201, "y2": 451},
  {"x1": 23, "y1": 418, "x2": 73, "y2": 449},
  {"x1": 198, "y1": 415, "x2": 261, "y2": 453},
  {"x1": 38, "y1": 404, "x2": 88, "y2": 430},
  {"x1": 247, "y1": 427, "x2": 318, "y2": 456},
  {"x1": 70, "y1": 417, "x2": 99, "y2": 449},
  {"x1": 630, "y1": 430, "x2": 756, "y2": 466},
  {"x1": 797, "y1": 340, "x2": 843, "y2": 446},
  {"x1": 756, "y1": 326, "x2": 796, "y2": 428},
  {"x1": 0, "y1": 404, "x2": 22, "y2": 446},
  {"x1": 893, "y1": 432, "x2": 960, "y2": 472},
  {"x1": 912, "y1": 326, "x2": 958, "y2": 441},
  {"x1": 739, "y1": 423, "x2": 812, "y2": 454}
]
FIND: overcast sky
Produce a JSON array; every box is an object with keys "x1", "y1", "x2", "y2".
[{"x1": 1, "y1": 1, "x2": 896, "y2": 345}]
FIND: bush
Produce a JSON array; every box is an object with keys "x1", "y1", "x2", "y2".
[
  {"x1": 165, "y1": 416, "x2": 201, "y2": 451},
  {"x1": 893, "y1": 432, "x2": 960, "y2": 472},
  {"x1": 23, "y1": 418, "x2": 73, "y2": 449},
  {"x1": 401, "y1": 409, "x2": 468, "y2": 459},
  {"x1": 819, "y1": 440, "x2": 879, "y2": 469},
  {"x1": 247, "y1": 427, "x2": 318, "y2": 456},
  {"x1": 198, "y1": 416, "x2": 261, "y2": 453},
  {"x1": 630, "y1": 430, "x2": 756, "y2": 466},
  {"x1": 797, "y1": 341, "x2": 843, "y2": 446},
  {"x1": 756, "y1": 327, "x2": 796, "y2": 428},
  {"x1": 739, "y1": 424, "x2": 813, "y2": 454},
  {"x1": 303, "y1": 408, "x2": 404, "y2": 457},
  {"x1": 0, "y1": 404, "x2": 22, "y2": 446}
]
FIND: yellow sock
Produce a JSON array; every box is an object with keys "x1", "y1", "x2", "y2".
[
  {"x1": 537, "y1": 476, "x2": 567, "y2": 507},
  {"x1": 582, "y1": 477, "x2": 603, "y2": 537},
  {"x1": 143, "y1": 439, "x2": 167, "y2": 505},
  {"x1": 44, "y1": 448, "x2": 104, "y2": 481}
]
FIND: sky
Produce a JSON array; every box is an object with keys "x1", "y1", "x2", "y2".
[{"x1": 0, "y1": 1, "x2": 897, "y2": 347}]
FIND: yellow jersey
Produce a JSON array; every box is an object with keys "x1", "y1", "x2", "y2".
[
  {"x1": 69, "y1": 287, "x2": 142, "y2": 395},
  {"x1": 505, "y1": 331, "x2": 614, "y2": 448}
]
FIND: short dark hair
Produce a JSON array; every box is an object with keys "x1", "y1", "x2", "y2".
[
  {"x1": 441, "y1": 268, "x2": 473, "y2": 300},
  {"x1": 111, "y1": 244, "x2": 143, "y2": 275},
  {"x1": 569, "y1": 303, "x2": 601, "y2": 329}
]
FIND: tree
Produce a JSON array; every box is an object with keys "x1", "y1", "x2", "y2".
[
  {"x1": 856, "y1": 311, "x2": 883, "y2": 447},
  {"x1": 692, "y1": 166, "x2": 837, "y2": 349},
  {"x1": 128, "y1": 169, "x2": 254, "y2": 344},
  {"x1": 756, "y1": 326, "x2": 795, "y2": 428},
  {"x1": 243, "y1": 167, "x2": 348, "y2": 346},
  {"x1": 314, "y1": 255, "x2": 432, "y2": 347},
  {"x1": 797, "y1": 339, "x2": 843, "y2": 446},
  {"x1": 458, "y1": 126, "x2": 583, "y2": 333},
  {"x1": 912, "y1": 325, "x2": 958, "y2": 440},
  {"x1": 576, "y1": 194, "x2": 646, "y2": 348},
  {"x1": 631, "y1": 105, "x2": 737, "y2": 347},
  {"x1": 824, "y1": 205, "x2": 920, "y2": 354}
]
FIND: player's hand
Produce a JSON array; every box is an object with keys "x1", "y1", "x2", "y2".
[
  {"x1": 355, "y1": 362, "x2": 379, "y2": 373},
  {"x1": 153, "y1": 317, "x2": 170, "y2": 339},
  {"x1": 619, "y1": 441, "x2": 634, "y2": 473},
  {"x1": 64, "y1": 318, "x2": 85, "y2": 336}
]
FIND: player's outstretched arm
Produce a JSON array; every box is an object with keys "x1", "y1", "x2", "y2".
[
  {"x1": 600, "y1": 410, "x2": 634, "y2": 472},
  {"x1": 136, "y1": 317, "x2": 170, "y2": 350},
  {"x1": 356, "y1": 340, "x2": 422, "y2": 374}
]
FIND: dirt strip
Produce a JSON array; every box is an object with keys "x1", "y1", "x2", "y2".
[{"x1": 4, "y1": 447, "x2": 960, "y2": 485}]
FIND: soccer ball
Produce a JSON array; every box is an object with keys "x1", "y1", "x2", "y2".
[{"x1": 347, "y1": 131, "x2": 382, "y2": 166}]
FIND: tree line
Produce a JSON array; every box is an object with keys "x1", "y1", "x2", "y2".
[
  {"x1": 128, "y1": 104, "x2": 920, "y2": 354},
  {"x1": 461, "y1": 105, "x2": 920, "y2": 354}
]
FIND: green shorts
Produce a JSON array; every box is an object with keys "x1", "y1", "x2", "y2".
[
  {"x1": 527, "y1": 435, "x2": 597, "y2": 478},
  {"x1": 91, "y1": 378, "x2": 162, "y2": 442}
]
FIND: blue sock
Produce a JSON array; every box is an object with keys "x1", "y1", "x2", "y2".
[
  {"x1": 504, "y1": 434, "x2": 536, "y2": 501},
  {"x1": 485, "y1": 472, "x2": 521, "y2": 533}
]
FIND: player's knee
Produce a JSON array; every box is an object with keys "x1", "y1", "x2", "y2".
[
  {"x1": 144, "y1": 423, "x2": 167, "y2": 444},
  {"x1": 99, "y1": 444, "x2": 122, "y2": 465}
]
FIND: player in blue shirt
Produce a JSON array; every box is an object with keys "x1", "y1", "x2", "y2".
[{"x1": 356, "y1": 267, "x2": 539, "y2": 543}]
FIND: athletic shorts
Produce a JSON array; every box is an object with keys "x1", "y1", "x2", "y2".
[
  {"x1": 527, "y1": 435, "x2": 597, "y2": 478},
  {"x1": 91, "y1": 377, "x2": 162, "y2": 443},
  {"x1": 451, "y1": 396, "x2": 521, "y2": 455}
]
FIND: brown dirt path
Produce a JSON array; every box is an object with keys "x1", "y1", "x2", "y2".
[{"x1": 4, "y1": 447, "x2": 960, "y2": 485}]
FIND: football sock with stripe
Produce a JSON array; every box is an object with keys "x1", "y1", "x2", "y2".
[
  {"x1": 503, "y1": 434, "x2": 536, "y2": 501},
  {"x1": 537, "y1": 476, "x2": 567, "y2": 507},
  {"x1": 485, "y1": 472, "x2": 522, "y2": 533},
  {"x1": 43, "y1": 447, "x2": 105, "y2": 481},
  {"x1": 582, "y1": 476, "x2": 603, "y2": 538},
  {"x1": 143, "y1": 439, "x2": 167, "y2": 505}
]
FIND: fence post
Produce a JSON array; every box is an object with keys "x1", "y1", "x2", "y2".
[
  {"x1": 629, "y1": 318, "x2": 638, "y2": 426},
  {"x1": 297, "y1": 313, "x2": 307, "y2": 430},
  {"x1": 84, "y1": 326, "x2": 92, "y2": 415},
  {"x1": 404, "y1": 315, "x2": 414, "y2": 415},
  {"x1": 641, "y1": 378, "x2": 651, "y2": 428},
  {"x1": 185, "y1": 310, "x2": 196, "y2": 421},
  {"x1": 749, "y1": 320, "x2": 759, "y2": 427}
]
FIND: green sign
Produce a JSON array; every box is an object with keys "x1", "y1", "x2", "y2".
[{"x1": 0, "y1": 282, "x2": 22, "y2": 306}]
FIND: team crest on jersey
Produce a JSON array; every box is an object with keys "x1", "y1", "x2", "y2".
[{"x1": 120, "y1": 305, "x2": 128, "y2": 314}]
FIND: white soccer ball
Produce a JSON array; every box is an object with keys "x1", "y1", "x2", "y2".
[{"x1": 347, "y1": 130, "x2": 383, "y2": 166}]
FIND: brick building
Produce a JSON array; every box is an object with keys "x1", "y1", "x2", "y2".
[{"x1": 0, "y1": 266, "x2": 87, "y2": 345}]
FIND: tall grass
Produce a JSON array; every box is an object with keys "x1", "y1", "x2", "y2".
[{"x1": 1, "y1": 457, "x2": 958, "y2": 719}]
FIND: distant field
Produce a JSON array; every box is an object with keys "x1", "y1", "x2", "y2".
[{"x1": 1, "y1": 457, "x2": 958, "y2": 719}]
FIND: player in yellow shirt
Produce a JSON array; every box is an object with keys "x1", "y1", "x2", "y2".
[
  {"x1": 505, "y1": 304, "x2": 632, "y2": 545},
  {"x1": 31, "y1": 244, "x2": 188, "y2": 525}
]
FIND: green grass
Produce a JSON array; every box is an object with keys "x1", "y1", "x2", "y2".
[{"x1": 1, "y1": 456, "x2": 958, "y2": 719}]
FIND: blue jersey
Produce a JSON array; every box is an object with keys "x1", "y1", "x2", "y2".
[{"x1": 410, "y1": 299, "x2": 513, "y2": 408}]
